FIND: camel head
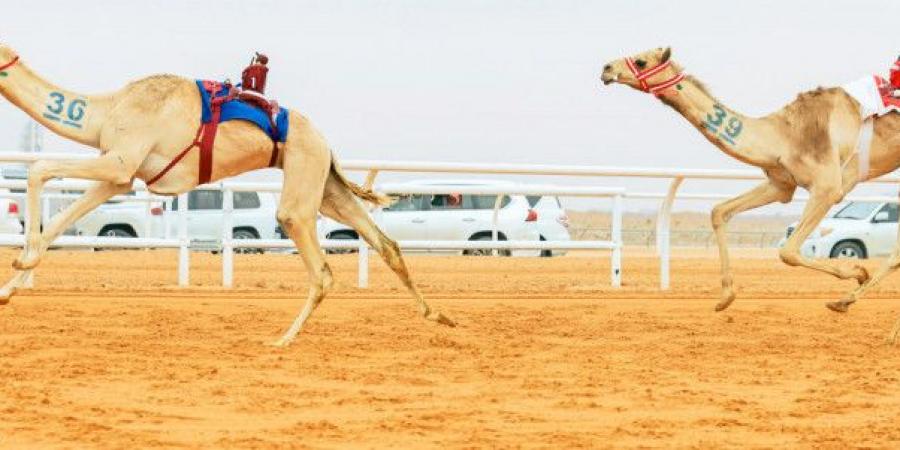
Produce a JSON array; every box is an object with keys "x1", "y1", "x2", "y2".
[{"x1": 601, "y1": 47, "x2": 683, "y2": 96}]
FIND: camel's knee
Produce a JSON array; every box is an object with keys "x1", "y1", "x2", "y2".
[
  {"x1": 710, "y1": 207, "x2": 730, "y2": 230},
  {"x1": 816, "y1": 186, "x2": 845, "y2": 205},
  {"x1": 779, "y1": 247, "x2": 803, "y2": 267},
  {"x1": 276, "y1": 208, "x2": 316, "y2": 232}
]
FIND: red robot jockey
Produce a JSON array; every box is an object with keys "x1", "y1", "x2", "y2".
[
  {"x1": 239, "y1": 52, "x2": 278, "y2": 112},
  {"x1": 891, "y1": 55, "x2": 900, "y2": 97}
]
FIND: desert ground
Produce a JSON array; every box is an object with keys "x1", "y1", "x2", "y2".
[{"x1": 1, "y1": 247, "x2": 900, "y2": 448}]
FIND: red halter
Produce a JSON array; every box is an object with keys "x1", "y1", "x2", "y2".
[
  {"x1": 0, "y1": 55, "x2": 19, "y2": 72},
  {"x1": 624, "y1": 57, "x2": 684, "y2": 96}
]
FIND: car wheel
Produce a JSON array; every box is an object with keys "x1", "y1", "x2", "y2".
[
  {"x1": 539, "y1": 236, "x2": 552, "y2": 257},
  {"x1": 830, "y1": 241, "x2": 866, "y2": 259},
  {"x1": 233, "y1": 229, "x2": 260, "y2": 254},
  {"x1": 100, "y1": 227, "x2": 136, "y2": 238},
  {"x1": 464, "y1": 235, "x2": 511, "y2": 257},
  {"x1": 327, "y1": 231, "x2": 358, "y2": 254}
]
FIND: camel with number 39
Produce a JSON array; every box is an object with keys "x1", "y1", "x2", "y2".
[
  {"x1": 0, "y1": 44, "x2": 454, "y2": 346},
  {"x1": 602, "y1": 47, "x2": 900, "y2": 343}
]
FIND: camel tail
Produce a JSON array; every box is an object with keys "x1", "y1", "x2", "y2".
[{"x1": 329, "y1": 153, "x2": 392, "y2": 207}]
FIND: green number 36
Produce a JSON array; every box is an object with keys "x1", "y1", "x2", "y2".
[{"x1": 46, "y1": 92, "x2": 87, "y2": 123}]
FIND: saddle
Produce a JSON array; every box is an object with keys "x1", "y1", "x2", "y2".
[{"x1": 148, "y1": 53, "x2": 288, "y2": 186}]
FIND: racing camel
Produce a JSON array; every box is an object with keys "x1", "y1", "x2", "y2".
[
  {"x1": 0, "y1": 44, "x2": 453, "y2": 346},
  {"x1": 601, "y1": 47, "x2": 900, "y2": 343}
]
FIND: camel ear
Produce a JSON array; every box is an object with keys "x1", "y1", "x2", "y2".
[{"x1": 661, "y1": 47, "x2": 671, "y2": 63}]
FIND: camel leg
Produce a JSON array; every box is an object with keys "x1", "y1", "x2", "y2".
[
  {"x1": 268, "y1": 146, "x2": 333, "y2": 347},
  {"x1": 711, "y1": 181, "x2": 793, "y2": 311},
  {"x1": 830, "y1": 220, "x2": 900, "y2": 312},
  {"x1": 778, "y1": 186, "x2": 869, "y2": 284},
  {"x1": 319, "y1": 174, "x2": 455, "y2": 327},
  {"x1": 0, "y1": 181, "x2": 131, "y2": 302},
  {"x1": 15, "y1": 154, "x2": 143, "y2": 272}
]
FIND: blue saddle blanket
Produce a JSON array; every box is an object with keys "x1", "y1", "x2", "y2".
[{"x1": 195, "y1": 80, "x2": 289, "y2": 142}]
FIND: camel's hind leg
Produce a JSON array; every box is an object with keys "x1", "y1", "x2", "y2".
[
  {"x1": 828, "y1": 191, "x2": 900, "y2": 344},
  {"x1": 269, "y1": 147, "x2": 333, "y2": 347},
  {"x1": 0, "y1": 181, "x2": 131, "y2": 302},
  {"x1": 319, "y1": 174, "x2": 455, "y2": 327}
]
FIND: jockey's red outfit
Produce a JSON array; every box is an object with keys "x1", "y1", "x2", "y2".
[{"x1": 891, "y1": 57, "x2": 900, "y2": 96}]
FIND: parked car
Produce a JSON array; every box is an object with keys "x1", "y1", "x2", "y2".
[
  {"x1": 316, "y1": 180, "x2": 543, "y2": 256},
  {"x1": 75, "y1": 189, "x2": 278, "y2": 252},
  {"x1": 165, "y1": 189, "x2": 279, "y2": 252},
  {"x1": 779, "y1": 201, "x2": 897, "y2": 259},
  {"x1": 75, "y1": 190, "x2": 165, "y2": 238},
  {"x1": 527, "y1": 195, "x2": 571, "y2": 257}
]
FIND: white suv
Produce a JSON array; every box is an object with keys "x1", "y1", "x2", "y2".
[
  {"x1": 76, "y1": 189, "x2": 279, "y2": 252},
  {"x1": 317, "y1": 180, "x2": 542, "y2": 256},
  {"x1": 75, "y1": 190, "x2": 165, "y2": 238},
  {"x1": 781, "y1": 201, "x2": 898, "y2": 259},
  {"x1": 164, "y1": 189, "x2": 279, "y2": 250},
  {"x1": 527, "y1": 195, "x2": 571, "y2": 257}
]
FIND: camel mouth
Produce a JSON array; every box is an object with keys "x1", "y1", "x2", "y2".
[{"x1": 600, "y1": 74, "x2": 616, "y2": 86}]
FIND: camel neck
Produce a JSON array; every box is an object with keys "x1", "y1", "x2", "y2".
[
  {"x1": 658, "y1": 77, "x2": 779, "y2": 169},
  {"x1": 0, "y1": 58, "x2": 111, "y2": 149}
]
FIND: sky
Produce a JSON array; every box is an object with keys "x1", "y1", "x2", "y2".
[{"x1": 0, "y1": 0, "x2": 898, "y2": 213}]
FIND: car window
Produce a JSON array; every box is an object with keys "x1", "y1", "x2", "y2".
[
  {"x1": 465, "y1": 195, "x2": 510, "y2": 210},
  {"x1": 189, "y1": 190, "x2": 223, "y2": 210},
  {"x1": 385, "y1": 194, "x2": 427, "y2": 211},
  {"x1": 430, "y1": 194, "x2": 465, "y2": 210},
  {"x1": 526, "y1": 195, "x2": 541, "y2": 208},
  {"x1": 234, "y1": 192, "x2": 260, "y2": 209},
  {"x1": 833, "y1": 202, "x2": 880, "y2": 219},
  {"x1": 875, "y1": 204, "x2": 899, "y2": 222}
]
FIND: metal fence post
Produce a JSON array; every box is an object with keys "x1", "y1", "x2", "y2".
[
  {"x1": 177, "y1": 192, "x2": 189, "y2": 287},
  {"x1": 657, "y1": 177, "x2": 683, "y2": 290},
  {"x1": 222, "y1": 185, "x2": 234, "y2": 288},
  {"x1": 611, "y1": 193, "x2": 623, "y2": 288},
  {"x1": 143, "y1": 192, "x2": 152, "y2": 241}
]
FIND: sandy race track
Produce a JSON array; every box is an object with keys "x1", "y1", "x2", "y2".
[{"x1": 1, "y1": 248, "x2": 900, "y2": 448}]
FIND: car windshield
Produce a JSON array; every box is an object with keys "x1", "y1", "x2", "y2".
[{"x1": 833, "y1": 202, "x2": 879, "y2": 220}]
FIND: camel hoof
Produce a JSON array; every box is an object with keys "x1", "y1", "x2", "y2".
[
  {"x1": 267, "y1": 337, "x2": 292, "y2": 348},
  {"x1": 714, "y1": 293, "x2": 736, "y2": 312},
  {"x1": 428, "y1": 311, "x2": 456, "y2": 327},
  {"x1": 854, "y1": 266, "x2": 870, "y2": 285},
  {"x1": 0, "y1": 286, "x2": 15, "y2": 304},
  {"x1": 12, "y1": 257, "x2": 37, "y2": 271},
  {"x1": 826, "y1": 300, "x2": 851, "y2": 313}
]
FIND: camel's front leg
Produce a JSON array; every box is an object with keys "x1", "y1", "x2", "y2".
[
  {"x1": 15, "y1": 155, "x2": 138, "y2": 272},
  {"x1": 711, "y1": 181, "x2": 793, "y2": 311},
  {"x1": 778, "y1": 187, "x2": 868, "y2": 284},
  {"x1": 0, "y1": 181, "x2": 133, "y2": 301}
]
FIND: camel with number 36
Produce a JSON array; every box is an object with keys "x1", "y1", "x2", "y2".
[
  {"x1": 602, "y1": 47, "x2": 900, "y2": 343},
  {"x1": 0, "y1": 44, "x2": 454, "y2": 346}
]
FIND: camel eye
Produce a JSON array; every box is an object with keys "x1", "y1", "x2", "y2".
[{"x1": 635, "y1": 59, "x2": 647, "y2": 69}]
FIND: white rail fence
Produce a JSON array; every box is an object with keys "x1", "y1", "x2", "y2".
[{"x1": 0, "y1": 152, "x2": 898, "y2": 290}]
